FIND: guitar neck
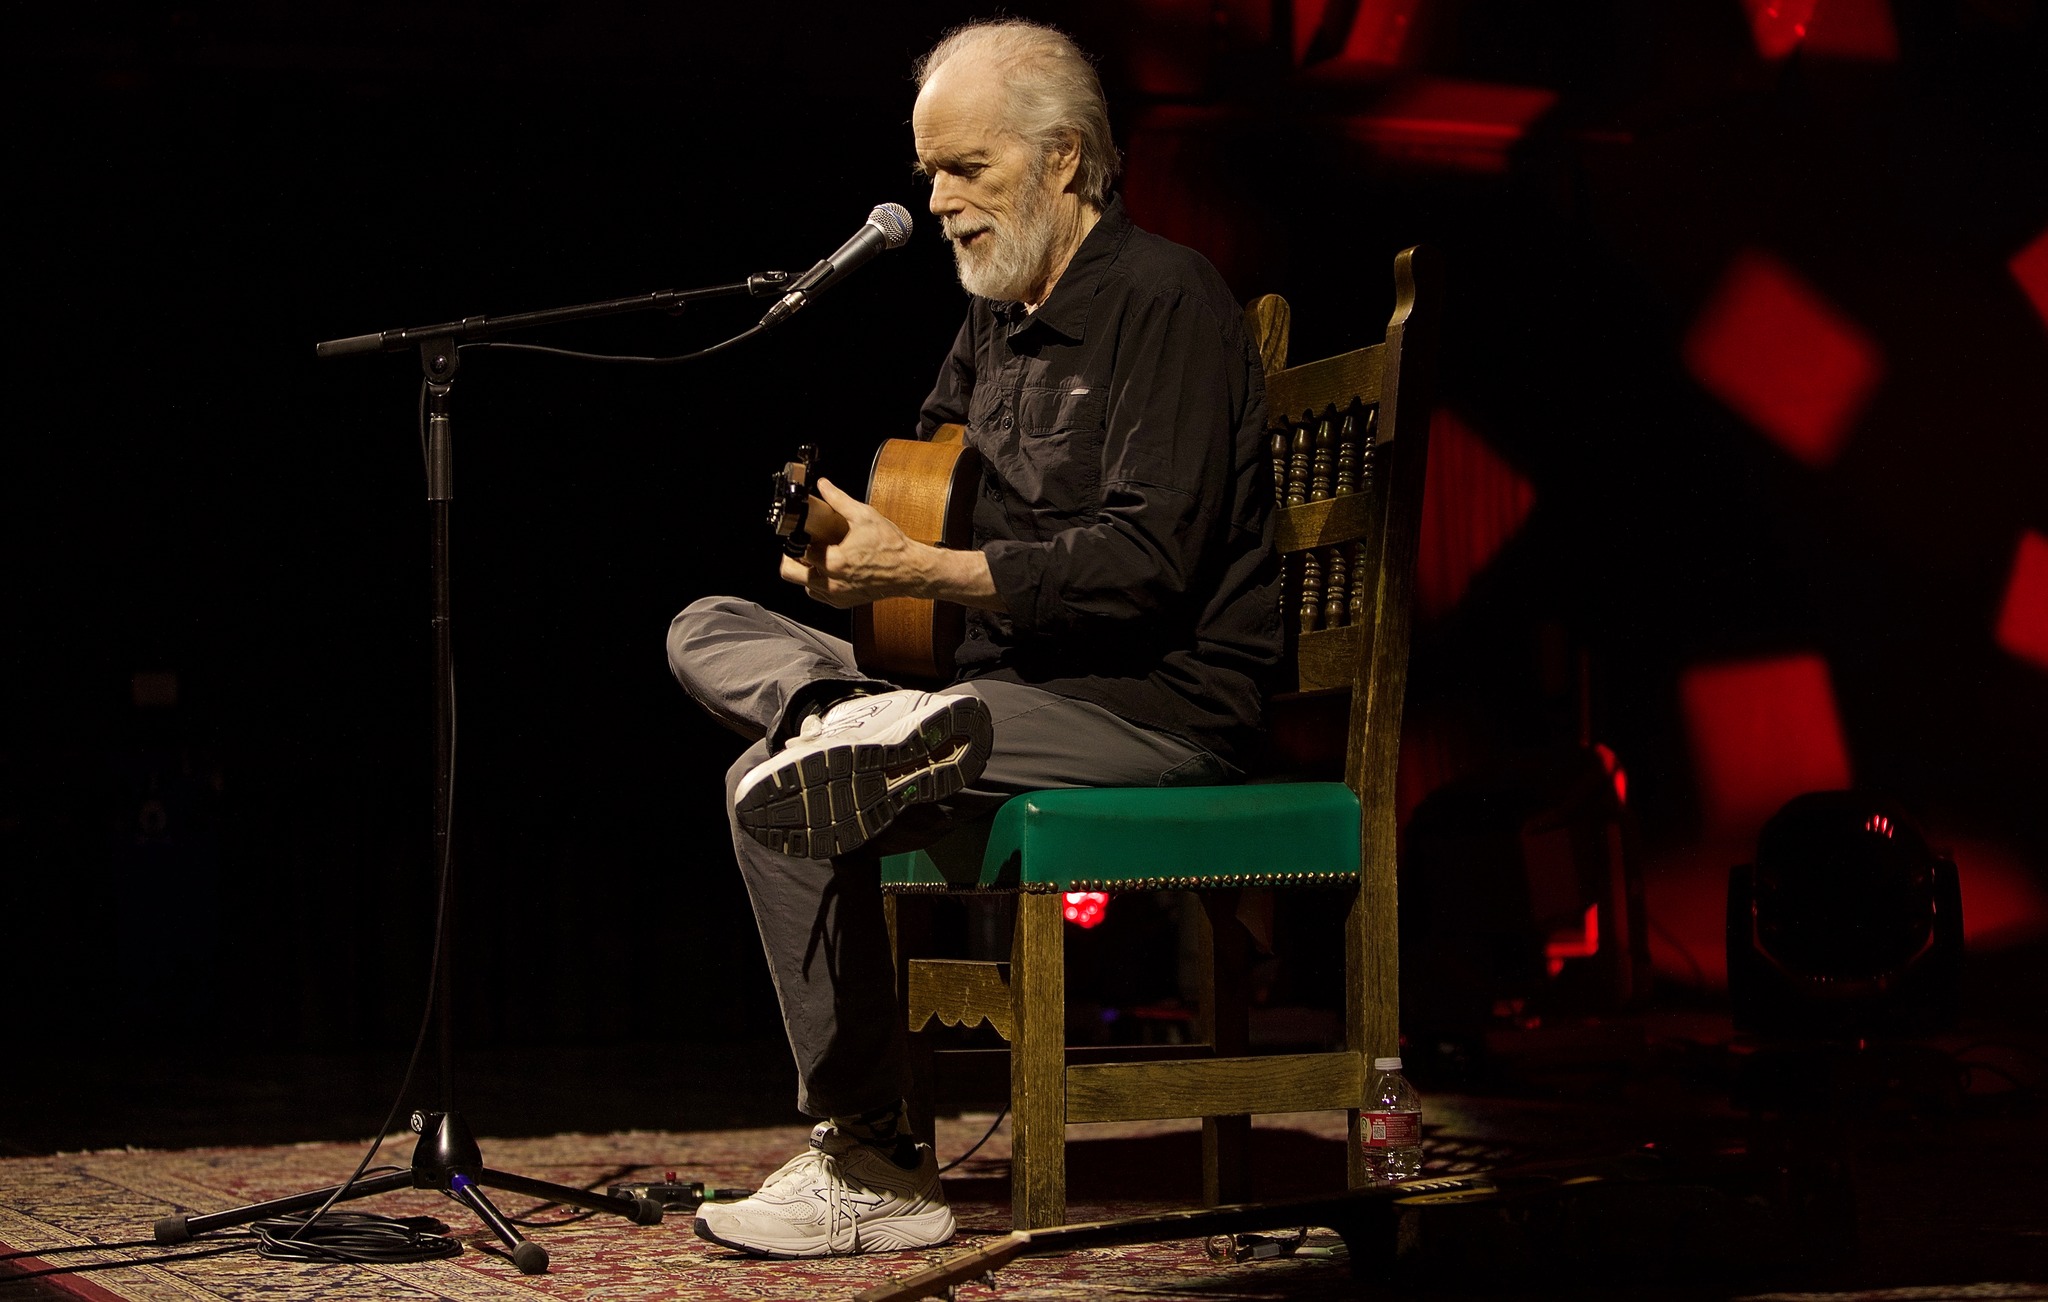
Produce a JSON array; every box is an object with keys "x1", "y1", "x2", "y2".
[{"x1": 798, "y1": 494, "x2": 848, "y2": 547}]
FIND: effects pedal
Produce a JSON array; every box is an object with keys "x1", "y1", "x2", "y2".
[{"x1": 607, "y1": 1172, "x2": 749, "y2": 1213}]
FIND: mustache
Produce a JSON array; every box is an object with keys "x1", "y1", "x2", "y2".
[{"x1": 942, "y1": 217, "x2": 991, "y2": 243}]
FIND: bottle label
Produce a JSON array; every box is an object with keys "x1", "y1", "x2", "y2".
[{"x1": 1361, "y1": 1110, "x2": 1420, "y2": 1148}]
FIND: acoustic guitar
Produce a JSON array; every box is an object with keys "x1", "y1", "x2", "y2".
[{"x1": 769, "y1": 423, "x2": 981, "y2": 683}]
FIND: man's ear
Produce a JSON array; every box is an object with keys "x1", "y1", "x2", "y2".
[{"x1": 1047, "y1": 129, "x2": 1083, "y2": 194}]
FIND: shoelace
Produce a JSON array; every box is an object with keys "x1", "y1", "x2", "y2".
[{"x1": 753, "y1": 1136, "x2": 865, "y2": 1252}]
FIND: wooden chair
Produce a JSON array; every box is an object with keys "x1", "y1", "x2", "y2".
[{"x1": 881, "y1": 247, "x2": 1441, "y2": 1229}]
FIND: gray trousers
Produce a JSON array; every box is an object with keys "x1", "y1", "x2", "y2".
[{"x1": 666, "y1": 595, "x2": 1227, "y2": 1118}]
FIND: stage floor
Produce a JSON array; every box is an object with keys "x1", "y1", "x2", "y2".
[{"x1": 4, "y1": 1007, "x2": 2045, "y2": 1300}]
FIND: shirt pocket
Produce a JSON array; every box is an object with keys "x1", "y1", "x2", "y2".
[{"x1": 1000, "y1": 384, "x2": 1107, "y2": 530}]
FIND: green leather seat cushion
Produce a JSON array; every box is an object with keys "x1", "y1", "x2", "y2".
[{"x1": 879, "y1": 781, "x2": 1361, "y2": 891}]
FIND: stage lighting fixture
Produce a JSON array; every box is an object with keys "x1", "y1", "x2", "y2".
[{"x1": 1727, "y1": 791, "x2": 1963, "y2": 1038}]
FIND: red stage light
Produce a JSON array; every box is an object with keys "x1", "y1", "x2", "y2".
[
  {"x1": 1946, "y1": 836, "x2": 2048, "y2": 948},
  {"x1": 1594, "y1": 742, "x2": 1629, "y2": 806},
  {"x1": 1416, "y1": 409, "x2": 1536, "y2": 619},
  {"x1": 1545, "y1": 903, "x2": 1600, "y2": 977},
  {"x1": 1682, "y1": 249, "x2": 1884, "y2": 468},
  {"x1": 2012, "y1": 227, "x2": 2048, "y2": 333},
  {"x1": 1741, "y1": 0, "x2": 1818, "y2": 59},
  {"x1": 1680, "y1": 653, "x2": 1853, "y2": 838},
  {"x1": 1120, "y1": 106, "x2": 1251, "y2": 288},
  {"x1": 1995, "y1": 530, "x2": 2048, "y2": 672},
  {"x1": 1342, "y1": 77, "x2": 1558, "y2": 172},
  {"x1": 1804, "y1": 0, "x2": 1901, "y2": 60},
  {"x1": 1293, "y1": 0, "x2": 1422, "y2": 69},
  {"x1": 1745, "y1": 0, "x2": 1902, "y2": 60},
  {"x1": 1063, "y1": 891, "x2": 1110, "y2": 930}
]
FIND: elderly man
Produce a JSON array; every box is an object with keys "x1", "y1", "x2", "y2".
[{"x1": 668, "y1": 19, "x2": 1278, "y2": 1257}]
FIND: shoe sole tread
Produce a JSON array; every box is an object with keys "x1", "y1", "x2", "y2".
[
  {"x1": 735, "y1": 697, "x2": 993, "y2": 858},
  {"x1": 692, "y1": 1207, "x2": 955, "y2": 1258}
]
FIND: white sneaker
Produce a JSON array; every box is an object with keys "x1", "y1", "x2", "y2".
[
  {"x1": 735, "y1": 689, "x2": 993, "y2": 858},
  {"x1": 693, "y1": 1123, "x2": 956, "y2": 1257}
]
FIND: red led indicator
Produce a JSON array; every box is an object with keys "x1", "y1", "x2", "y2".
[{"x1": 1063, "y1": 892, "x2": 1110, "y2": 930}]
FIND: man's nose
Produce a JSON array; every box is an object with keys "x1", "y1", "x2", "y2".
[{"x1": 928, "y1": 174, "x2": 963, "y2": 215}]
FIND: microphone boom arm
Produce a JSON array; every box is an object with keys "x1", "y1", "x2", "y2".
[{"x1": 314, "y1": 271, "x2": 793, "y2": 359}]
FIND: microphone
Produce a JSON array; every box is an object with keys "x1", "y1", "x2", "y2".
[{"x1": 759, "y1": 203, "x2": 913, "y2": 328}]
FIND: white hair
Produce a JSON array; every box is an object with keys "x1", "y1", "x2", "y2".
[{"x1": 914, "y1": 19, "x2": 1121, "y2": 208}]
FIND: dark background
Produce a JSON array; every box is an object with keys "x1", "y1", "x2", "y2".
[{"x1": 5, "y1": 1, "x2": 2044, "y2": 1138}]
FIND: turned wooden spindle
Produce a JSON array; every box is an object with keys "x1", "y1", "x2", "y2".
[
  {"x1": 1323, "y1": 543, "x2": 1349, "y2": 629},
  {"x1": 1348, "y1": 540, "x2": 1369, "y2": 625},
  {"x1": 1286, "y1": 422, "x2": 1311, "y2": 509},
  {"x1": 1356, "y1": 405, "x2": 1379, "y2": 497},
  {"x1": 1299, "y1": 546, "x2": 1324, "y2": 634},
  {"x1": 1334, "y1": 408, "x2": 1360, "y2": 498},
  {"x1": 1309, "y1": 413, "x2": 1334, "y2": 502}
]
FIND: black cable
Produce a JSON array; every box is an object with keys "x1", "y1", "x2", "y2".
[
  {"x1": 938, "y1": 1108, "x2": 1010, "y2": 1174},
  {"x1": 252, "y1": 1213, "x2": 460, "y2": 1265},
  {"x1": 277, "y1": 409, "x2": 463, "y2": 1249},
  {"x1": 1, "y1": 1236, "x2": 230, "y2": 1262},
  {"x1": 31, "y1": 284, "x2": 768, "y2": 1282},
  {"x1": 463, "y1": 322, "x2": 767, "y2": 366},
  {"x1": 0, "y1": 1168, "x2": 457, "y2": 1284},
  {"x1": 0, "y1": 1242, "x2": 253, "y2": 1283}
]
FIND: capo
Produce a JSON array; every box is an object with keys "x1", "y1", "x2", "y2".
[{"x1": 769, "y1": 444, "x2": 823, "y2": 558}]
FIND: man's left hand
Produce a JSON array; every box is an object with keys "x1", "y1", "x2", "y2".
[
  {"x1": 779, "y1": 477, "x2": 1007, "y2": 613},
  {"x1": 781, "y1": 477, "x2": 924, "y2": 608}
]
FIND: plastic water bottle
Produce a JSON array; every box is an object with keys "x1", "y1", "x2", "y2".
[{"x1": 1361, "y1": 1055, "x2": 1423, "y2": 1183}]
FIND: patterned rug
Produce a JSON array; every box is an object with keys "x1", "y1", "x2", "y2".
[{"x1": 0, "y1": 1114, "x2": 1387, "y2": 1301}]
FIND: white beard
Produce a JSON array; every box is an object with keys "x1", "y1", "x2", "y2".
[{"x1": 945, "y1": 170, "x2": 1061, "y2": 303}]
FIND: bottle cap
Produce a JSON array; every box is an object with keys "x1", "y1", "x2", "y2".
[{"x1": 1373, "y1": 1056, "x2": 1403, "y2": 1070}]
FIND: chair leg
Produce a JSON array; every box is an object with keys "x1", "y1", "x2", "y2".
[
  {"x1": 1197, "y1": 892, "x2": 1253, "y2": 1206},
  {"x1": 1010, "y1": 890, "x2": 1066, "y2": 1229},
  {"x1": 885, "y1": 896, "x2": 939, "y2": 1147},
  {"x1": 1344, "y1": 878, "x2": 1400, "y2": 1188}
]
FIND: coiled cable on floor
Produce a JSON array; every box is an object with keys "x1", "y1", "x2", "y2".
[{"x1": 251, "y1": 1212, "x2": 461, "y2": 1264}]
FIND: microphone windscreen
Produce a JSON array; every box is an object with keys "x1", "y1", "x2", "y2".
[{"x1": 868, "y1": 203, "x2": 914, "y2": 249}]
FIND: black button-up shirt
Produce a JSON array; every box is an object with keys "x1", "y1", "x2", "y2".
[{"x1": 917, "y1": 197, "x2": 1281, "y2": 762}]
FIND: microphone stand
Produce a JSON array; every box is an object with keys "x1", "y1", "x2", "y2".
[{"x1": 156, "y1": 272, "x2": 790, "y2": 1274}]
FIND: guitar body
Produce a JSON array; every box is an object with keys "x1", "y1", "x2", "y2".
[
  {"x1": 852, "y1": 425, "x2": 981, "y2": 682},
  {"x1": 769, "y1": 425, "x2": 980, "y2": 684}
]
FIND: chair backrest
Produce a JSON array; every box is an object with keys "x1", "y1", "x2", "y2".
[{"x1": 1247, "y1": 246, "x2": 1440, "y2": 873}]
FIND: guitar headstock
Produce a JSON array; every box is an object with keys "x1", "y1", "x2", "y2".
[{"x1": 768, "y1": 443, "x2": 822, "y2": 559}]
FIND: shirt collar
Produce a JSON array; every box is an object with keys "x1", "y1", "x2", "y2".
[{"x1": 994, "y1": 195, "x2": 1131, "y2": 342}]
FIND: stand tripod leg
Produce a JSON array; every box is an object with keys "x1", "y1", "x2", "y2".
[
  {"x1": 479, "y1": 1168, "x2": 664, "y2": 1224},
  {"x1": 154, "y1": 1169, "x2": 416, "y2": 1244},
  {"x1": 449, "y1": 1174, "x2": 548, "y2": 1275}
]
